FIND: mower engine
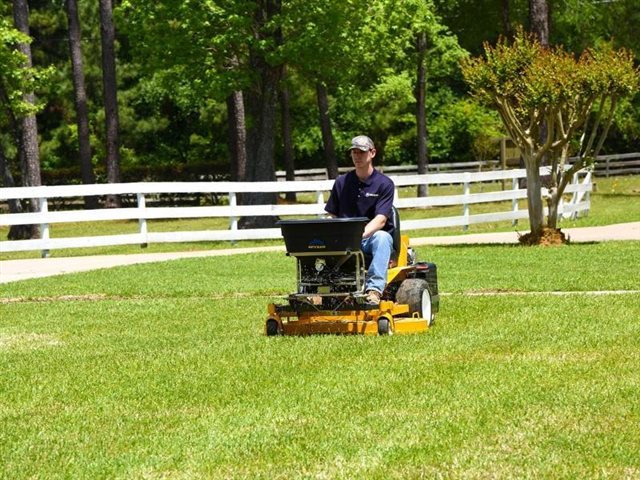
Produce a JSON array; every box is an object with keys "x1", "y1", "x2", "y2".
[{"x1": 289, "y1": 248, "x2": 367, "y2": 311}]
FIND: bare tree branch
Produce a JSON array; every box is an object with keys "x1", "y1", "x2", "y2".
[
  {"x1": 592, "y1": 95, "x2": 618, "y2": 158},
  {"x1": 581, "y1": 94, "x2": 606, "y2": 157}
]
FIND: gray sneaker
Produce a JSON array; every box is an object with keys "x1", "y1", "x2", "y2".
[{"x1": 365, "y1": 290, "x2": 381, "y2": 306}]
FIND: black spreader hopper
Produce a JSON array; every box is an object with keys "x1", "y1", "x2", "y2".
[{"x1": 277, "y1": 217, "x2": 369, "y2": 254}]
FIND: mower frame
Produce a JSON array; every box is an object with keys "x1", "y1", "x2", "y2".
[{"x1": 266, "y1": 214, "x2": 439, "y2": 336}]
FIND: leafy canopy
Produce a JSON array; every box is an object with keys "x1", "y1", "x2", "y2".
[
  {"x1": 0, "y1": 17, "x2": 50, "y2": 120},
  {"x1": 461, "y1": 28, "x2": 639, "y2": 159}
]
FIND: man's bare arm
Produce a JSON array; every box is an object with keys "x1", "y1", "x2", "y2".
[{"x1": 363, "y1": 214, "x2": 387, "y2": 239}]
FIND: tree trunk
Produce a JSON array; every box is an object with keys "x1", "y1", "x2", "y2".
[
  {"x1": 548, "y1": 145, "x2": 579, "y2": 230},
  {"x1": 226, "y1": 90, "x2": 247, "y2": 182},
  {"x1": 376, "y1": 136, "x2": 387, "y2": 167},
  {"x1": 66, "y1": 0, "x2": 98, "y2": 209},
  {"x1": 280, "y1": 69, "x2": 296, "y2": 201},
  {"x1": 501, "y1": 0, "x2": 513, "y2": 39},
  {"x1": 547, "y1": 191, "x2": 560, "y2": 229},
  {"x1": 529, "y1": 0, "x2": 550, "y2": 171},
  {"x1": 0, "y1": 145, "x2": 31, "y2": 240},
  {"x1": 316, "y1": 81, "x2": 338, "y2": 180},
  {"x1": 239, "y1": 0, "x2": 282, "y2": 229},
  {"x1": 529, "y1": 0, "x2": 549, "y2": 47},
  {"x1": 13, "y1": 0, "x2": 41, "y2": 239},
  {"x1": 415, "y1": 31, "x2": 429, "y2": 198},
  {"x1": 524, "y1": 155, "x2": 544, "y2": 239},
  {"x1": 0, "y1": 78, "x2": 31, "y2": 239},
  {"x1": 99, "y1": 0, "x2": 121, "y2": 208}
]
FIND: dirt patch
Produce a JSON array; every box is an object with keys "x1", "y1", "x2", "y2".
[
  {"x1": 518, "y1": 228, "x2": 567, "y2": 246},
  {"x1": 0, "y1": 292, "x2": 281, "y2": 304},
  {"x1": 0, "y1": 333, "x2": 62, "y2": 350},
  {"x1": 443, "y1": 290, "x2": 640, "y2": 297},
  {"x1": 0, "y1": 294, "x2": 109, "y2": 304}
]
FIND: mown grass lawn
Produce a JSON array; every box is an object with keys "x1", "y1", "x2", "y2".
[{"x1": 1, "y1": 242, "x2": 639, "y2": 478}]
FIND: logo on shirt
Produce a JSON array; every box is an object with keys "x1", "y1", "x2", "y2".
[{"x1": 364, "y1": 192, "x2": 379, "y2": 198}]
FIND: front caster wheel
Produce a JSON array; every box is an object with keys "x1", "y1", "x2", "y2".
[
  {"x1": 266, "y1": 319, "x2": 279, "y2": 336},
  {"x1": 377, "y1": 317, "x2": 391, "y2": 335}
]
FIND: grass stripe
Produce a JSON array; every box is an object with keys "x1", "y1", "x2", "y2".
[{"x1": 444, "y1": 289, "x2": 640, "y2": 296}]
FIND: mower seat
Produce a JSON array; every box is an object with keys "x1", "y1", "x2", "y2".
[{"x1": 390, "y1": 206, "x2": 401, "y2": 261}]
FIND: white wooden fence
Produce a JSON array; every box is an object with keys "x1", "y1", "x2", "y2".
[
  {"x1": 277, "y1": 153, "x2": 639, "y2": 180},
  {"x1": 276, "y1": 160, "x2": 501, "y2": 181},
  {"x1": 0, "y1": 167, "x2": 592, "y2": 255}
]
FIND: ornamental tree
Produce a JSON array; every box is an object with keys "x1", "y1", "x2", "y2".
[{"x1": 461, "y1": 29, "x2": 638, "y2": 242}]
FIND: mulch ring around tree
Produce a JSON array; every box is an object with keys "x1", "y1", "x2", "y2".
[{"x1": 519, "y1": 228, "x2": 567, "y2": 246}]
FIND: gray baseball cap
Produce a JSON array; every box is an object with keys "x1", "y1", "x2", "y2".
[{"x1": 349, "y1": 135, "x2": 375, "y2": 151}]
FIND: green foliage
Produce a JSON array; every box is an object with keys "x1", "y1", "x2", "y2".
[
  {"x1": 3, "y1": 0, "x2": 639, "y2": 181},
  {"x1": 0, "y1": 17, "x2": 52, "y2": 120},
  {"x1": 552, "y1": 0, "x2": 640, "y2": 59},
  {"x1": 328, "y1": 0, "x2": 471, "y2": 163},
  {"x1": 463, "y1": 28, "x2": 639, "y2": 160},
  {"x1": 462, "y1": 29, "x2": 639, "y2": 144},
  {"x1": 438, "y1": 0, "x2": 640, "y2": 153},
  {"x1": 119, "y1": 0, "x2": 255, "y2": 101},
  {"x1": 281, "y1": 0, "x2": 365, "y2": 80},
  {"x1": 0, "y1": 14, "x2": 55, "y2": 179},
  {"x1": 428, "y1": 96, "x2": 503, "y2": 162}
]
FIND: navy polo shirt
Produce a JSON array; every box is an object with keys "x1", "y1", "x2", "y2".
[{"x1": 325, "y1": 169, "x2": 395, "y2": 236}]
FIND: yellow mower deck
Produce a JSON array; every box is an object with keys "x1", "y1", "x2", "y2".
[{"x1": 267, "y1": 300, "x2": 430, "y2": 336}]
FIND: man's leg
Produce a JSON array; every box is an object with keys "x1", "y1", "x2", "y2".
[{"x1": 361, "y1": 230, "x2": 393, "y2": 295}]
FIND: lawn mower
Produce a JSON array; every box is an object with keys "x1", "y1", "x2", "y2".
[{"x1": 265, "y1": 208, "x2": 439, "y2": 336}]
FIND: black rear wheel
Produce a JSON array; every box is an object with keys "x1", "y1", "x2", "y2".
[{"x1": 396, "y1": 278, "x2": 433, "y2": 324}]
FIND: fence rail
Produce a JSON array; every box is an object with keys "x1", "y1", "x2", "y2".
[
  {"x1": 0, "y1": 167, "x2": 592, "y2": 255},
  {"x1": 589, "y1": 153, "x2": 640, "y2": 177},
  {"x1": 277, "y1": 153, "x2": 639, "y2": 180},
  {"x1": 276, "y1": 160, "x2": 502, "y2": 181}
]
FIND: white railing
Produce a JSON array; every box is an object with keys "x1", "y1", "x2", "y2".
[
  {"x1": 276, "y1": 160, "x2": 501, "y2": 181},
  {"x1": 0, "y1": 167, "x2": 591, "y2": 255},
  {"x1": 276, "y1": 153, "x2": 639, "y2": 180}
]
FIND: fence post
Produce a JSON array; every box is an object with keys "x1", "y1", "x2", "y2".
[
  {"x1": 137, "y1": 193, "x2": 148, "y2": 248},
  {"x1": 463, "y1": 173, "x2": 470, "y2": 231},
  {"x1": 316, "y1": 191, "x2": 324, "y2": 217},
  {"x1": 584, "y1": 171, "x2": 591, "y2": 217},
  {"x1": 512, "y1": 177, "x2": 519, "y2": 226},
  {"x1": 229, "y1": 192, "x2": 238, "y2": 231},
  {"x1": 39, "y1": 197, "x2": 50, "y2": 258},
  {"x1": 569, "y1": 173, "x2": 579, "y2": 220}
]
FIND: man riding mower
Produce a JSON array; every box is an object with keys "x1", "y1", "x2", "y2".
[{"x1": 265, "y1": 208, "x2": 439, "y2": 336}]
